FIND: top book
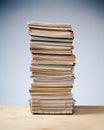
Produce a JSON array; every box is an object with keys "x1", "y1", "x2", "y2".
[
  {"x1": 28, "y1": 22, "x2": 72, "y2": 31},
  {"x1": 28, "y1": 22, "x2": 74, "y2": 39}
]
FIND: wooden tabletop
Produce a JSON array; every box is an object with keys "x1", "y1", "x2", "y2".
[{"x1": 0, "y1": 105, "x2": 104, "y2": 130}]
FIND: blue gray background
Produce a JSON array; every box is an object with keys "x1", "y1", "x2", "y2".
[{"x1": 0, "y1": 0, "x2": 104, "y2": 105}]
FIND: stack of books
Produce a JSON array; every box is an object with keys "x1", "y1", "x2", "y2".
[{"x1": 28, "y1": 22, "x2": 76, "y2": 114}]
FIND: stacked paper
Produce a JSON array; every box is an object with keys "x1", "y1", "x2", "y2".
[{"x1": 28, "y1": 22, "x2": 76, "y2": 114}]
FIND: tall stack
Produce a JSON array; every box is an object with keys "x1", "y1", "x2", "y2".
[{"x1": 28, "y1": 22, "x2": 76, "y2": 114}]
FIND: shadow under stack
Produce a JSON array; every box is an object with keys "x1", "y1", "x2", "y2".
[{"x1": 28, "y1": 22, "x2": 76, "y2": 114}]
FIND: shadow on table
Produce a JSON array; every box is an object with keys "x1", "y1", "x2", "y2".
[{"x1": 74, "y1": 106, "x2": 104, "y2": 115}]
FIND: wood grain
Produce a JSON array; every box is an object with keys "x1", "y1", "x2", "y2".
[{"x1": 0, "y1": 105, "x2": 104, "y2": 130}]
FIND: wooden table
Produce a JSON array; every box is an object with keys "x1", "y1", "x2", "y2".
[{"x1": 0, "y1": 105, "x2": 104, "y2": 130}]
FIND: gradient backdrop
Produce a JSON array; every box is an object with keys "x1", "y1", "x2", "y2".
[{"x1": 0, "y1": 0, "x2": 104, "y2": 105}]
